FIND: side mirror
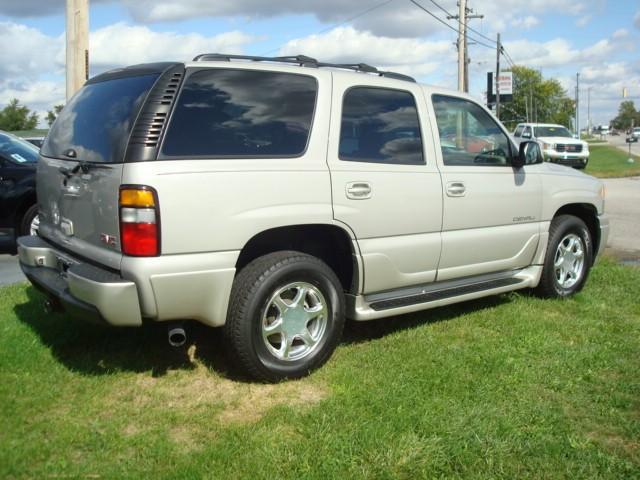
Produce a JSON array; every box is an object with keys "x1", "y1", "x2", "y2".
[
  {"x1": 522, "y1": 131, "x2": 532, "y2": 139},
  {"x1": 513, "y1": 141, "x2": 543, "y2": 169}
]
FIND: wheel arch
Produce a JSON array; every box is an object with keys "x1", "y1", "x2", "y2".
[
  {"x1": 553, "y1": 203, "x2": 600, "y2": 263},
  {"x1": 235, "y1": 224, "x2": 359, "y2": 294}
]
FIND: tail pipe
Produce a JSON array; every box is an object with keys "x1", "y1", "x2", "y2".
[{"x1": 168, "y1": 323, "x2": 187, "y2": 348}]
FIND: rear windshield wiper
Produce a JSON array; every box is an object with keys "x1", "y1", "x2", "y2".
[{"x1": 59, "y1": 159, "x2": 113, "y2": 178}]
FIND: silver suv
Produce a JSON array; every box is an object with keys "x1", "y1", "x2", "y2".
[{"x1": 18, "y1": 55, "x2": 609, "y2": 381}]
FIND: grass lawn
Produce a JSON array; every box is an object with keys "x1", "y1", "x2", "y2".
[
  {"x1": 1, "y1": 259, "x2": 639, "y2": 478},
  {"x1": 585, "y1": 145, "x2": 640, "y2": 178},
  {"x1": 9, "y1": 129, "x2": 49, "y2": 138}
]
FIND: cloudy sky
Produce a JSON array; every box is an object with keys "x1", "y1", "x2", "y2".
[{"x1": 0, "y1": 0, "x2": 638, "y2": 128}]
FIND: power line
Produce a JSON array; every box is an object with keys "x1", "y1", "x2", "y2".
[
  {"x1": 428, "y1": 0, "x2": 497, "y2": 44},
  {"x1": 408, "y1": 0, "x2": 496, "y2": 50},
  {"x1": 261, "y1": 0, "x2": 396, "y2": 55}
]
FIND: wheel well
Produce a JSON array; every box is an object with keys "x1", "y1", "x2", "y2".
[
  {"x1": 14, "y1": 194, "x2": 37, "y2": 231},
  {"x1": 554, "y1": 203, "x2": 600, "y2": 260},
  {"x1": 236, "y1": 225, "x2": 357, "y2": 293}
]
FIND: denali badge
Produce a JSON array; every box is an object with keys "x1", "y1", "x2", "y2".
[
  {"x1": 100, "y1": 233, "x2": 117, "y2": 247},
  {"x1": 513, "y1": 216, "x2": 536, "y2": 223}
]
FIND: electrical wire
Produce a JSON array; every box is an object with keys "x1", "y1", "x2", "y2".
[
  {"x1": 260, "y1": 0, "x2": 396, "y2": 55},
  {"x1": 427, "y1": 0, "x2": 497, "y2": 44},
  {"x1": 408, "y1": 0, "x2": 496, "y2": 50}
]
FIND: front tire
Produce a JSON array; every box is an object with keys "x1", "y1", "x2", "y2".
[
  {"x1": 535, "y1": 215, "x2": 593, "y2": 298},
  {"x1": 224, "y1": 251, "x2": 345, "y2": 382}
]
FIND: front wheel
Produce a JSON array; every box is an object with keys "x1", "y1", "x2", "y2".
[
  {"x1": 224, "y1": 251, "x2": 345, "y2": 382},
  {"x1": 535, "y1": 215, "x2": 593, "y2": 298},
  {"x1": 19, "y1": 204, "x2": 39, "y2": 237}
]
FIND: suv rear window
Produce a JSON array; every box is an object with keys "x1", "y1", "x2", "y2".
[
  {"x1": 160, "y1": 69, "x2": 317, "y2": 158},
  {"x1": 42, "y1": 74, "x2": 159, "y2": 163}
]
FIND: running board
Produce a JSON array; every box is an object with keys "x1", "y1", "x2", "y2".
[{"x1": 369, "y1": 277, "x2": 523, "y2": 311}]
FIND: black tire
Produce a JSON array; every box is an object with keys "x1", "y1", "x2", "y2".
[
  {"x1": 224, "y1": 251, "x2": 345, "y2": 382},
  {"x1": 18, "y1": 204, "x2": 39, "y2": 237},
  {"x1": 534, "y1": 214, "x2": 593, "y2": 298}
]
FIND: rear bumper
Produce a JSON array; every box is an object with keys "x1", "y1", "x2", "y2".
[
  {"x1": 18, "y1": 236, "x2": 142, "y2": 326},
  {"x1": 18, "y1": 235, "x2": 239, "y2": 327}
]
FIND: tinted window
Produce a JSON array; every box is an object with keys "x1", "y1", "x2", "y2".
[
  {"x1": 432, "y1": 95, "x2": 512, "y2": 166},
  {"x1": 161, "y1": 69, "x2": 317, "y2": 158},
  {"x1": 339, "y1": 87, "x2": 423, "y2": 165},
  {"x1": 514, "y1": 125, "x2": 523, "y2": 137},
  {"x1": 0, "y1": 133, "x2": 39, "y2": 164},
  {"x1": 42, "y1": 74, "x2": 158, "y2": 163}
]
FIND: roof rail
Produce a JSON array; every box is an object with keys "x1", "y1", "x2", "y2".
[{"x1": 192, "y1": 53, "x2": 416, "y2": 82}]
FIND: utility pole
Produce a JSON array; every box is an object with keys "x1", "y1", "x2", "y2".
[
  {"x1": 587, "y1": 87, "x2": 591, "y2": 135},
  {"x1": 66, "y1": 0, "x2": 89, "y2": 100},
  {"x1": 495, "y1": 33, "x2": 501, "y2": 120},
  {"x1": 575, "y1": 73, "x2": 580, "y2": 139},
  {"x1": 448, "y1": 1, "x2": 483, "y2": 93}
]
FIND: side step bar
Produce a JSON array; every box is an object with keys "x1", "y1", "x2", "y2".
[{"x1": 369, "y1": 277, "x2": 522, "y2": 311}]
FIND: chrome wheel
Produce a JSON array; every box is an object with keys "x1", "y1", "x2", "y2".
[
  {"x1": 554, "y1": 233, "x2": 585, "y2": 289},
  {"x1": 29, "y1": 214, "x2": 40, "y2": 236},
  {"x1": 261, "y1": 282, "x2": 328, "y2": 362}
]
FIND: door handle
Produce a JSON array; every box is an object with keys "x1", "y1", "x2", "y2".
[
  {"x1": 346, "y1": 182, "x2": 372, "y2": 199},
  {"x1": 446, "y1": 181, "x2": 466, "y2": 197}
]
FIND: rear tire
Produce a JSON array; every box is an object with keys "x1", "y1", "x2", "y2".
[
  {"x1": 534, "y1": 215, "x2": 593, "y2": 298},
  {"x1": 224, "y1": 251, "x2": 345, "y2": 382},
  {"x1": 19, "y1": 204, "x2": 39, "y2": 237}
]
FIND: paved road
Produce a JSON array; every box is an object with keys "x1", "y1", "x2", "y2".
[
  {"x1": 0, "y1": 235, "x2": 24, "y2": 287},
  {"x1": 603, "y1": 176, "x2": 640, "y2": 257},
  {"x1": 607, "y1": 134, "x2": 640, "y2": 157}
]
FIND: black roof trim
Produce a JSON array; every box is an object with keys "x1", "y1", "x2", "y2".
[
  {"x1": 192, "y1": 53, "x2": 416, "y2": 83},
  {"x1": 86, "y1": 62, "x2": 183, "y2": 85}
]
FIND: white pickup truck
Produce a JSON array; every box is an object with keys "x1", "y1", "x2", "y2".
[
  {"x1": 18, "y1": 55, "x2": 608, "y2": 381},
  {"x1": 513, "y1": 123, "x2": 589, "y2": 169}
]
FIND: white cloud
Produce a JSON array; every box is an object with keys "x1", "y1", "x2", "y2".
[
  {"x1": 502, "y1": 37, "x2": 616, "y2": 69},
  {"x1": 576, "y1": 15, "x2": 591, "y2": 27},
  {"x1": 0, "y1": 22, "x2": 63, "y2": 79},
  {"x1": 279, "y1": 26, "x2": 454, "y2": 69},
  {"x1": 612, "y1": 28, "x2": 628, "y2": 39},
  {"x1": 89, "y1": 22, "x2": 256, "y2": 70},
  {"x1": 634, "y1": 11, "x2": 640, "y2": 29},
  {"x1": 511, "y1": 16, "x2": 540, "y2": 29}
]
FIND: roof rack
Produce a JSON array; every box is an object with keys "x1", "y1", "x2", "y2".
[{"x1": 192, "y1": 53, "x2": 416, "y2": 83}]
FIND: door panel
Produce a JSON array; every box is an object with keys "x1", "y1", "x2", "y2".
[
  {"x1": 428, "y1": 91, "x2": 542, "y2": 280},
  {"x1": 328, "y1": 76, "x2": 443, "y2": 294}
]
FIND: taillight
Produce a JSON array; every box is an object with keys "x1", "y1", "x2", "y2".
[{"x1": 119, "y1": 186, "x2": 160, "y2": 256}]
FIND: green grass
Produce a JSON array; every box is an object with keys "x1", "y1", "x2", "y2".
[
  {"x1": 9, "y1": 129, "x2": 49, "y2": 138},
  {"x1": 585, "y1": 145, "x2": 640, "y2": 178},
  {"x1": 1, "y1": 259, "x2": 639, "y2": 478}
]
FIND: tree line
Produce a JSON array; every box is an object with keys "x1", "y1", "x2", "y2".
[{"x1": 0, "y1": 99, "x2": 63, "y2": 131}]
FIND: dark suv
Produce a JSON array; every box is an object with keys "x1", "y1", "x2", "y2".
[{"x1": 0, "y1": 131, "x2": 39, "y2": 245}]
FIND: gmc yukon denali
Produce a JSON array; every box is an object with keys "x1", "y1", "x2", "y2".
[{"x1": 18, "y1": 55, "x2": 609, "y2": 381}]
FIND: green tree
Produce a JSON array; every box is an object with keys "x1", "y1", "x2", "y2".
[
  {"x1": 46, "y1": 104, "x2": 64, "y2": 127},
  {"x1": 498, "y1": 66, "x2": 575, "y2": 131},
  {"x1": 0, "y1": 98, "x2": 39, "y2": 131},
  {"x1": 610, "y1": 100, "x2": 640, "y2": 130}
]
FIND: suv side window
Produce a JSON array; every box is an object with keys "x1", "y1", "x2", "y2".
[
  {"x1": 514, "y1": 125, "x2": 524, "y2": 137},
  {"x1": 161, "y1": 69, "x2": 317, "y2": 158},
  {"x1": 432, "y1": 95, "x2": 513, "y2": 167},
  {"x1": 339, "y1": 87, "x2": 424, "y2": 165}
]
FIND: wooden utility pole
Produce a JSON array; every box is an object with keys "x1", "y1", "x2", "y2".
[
  {"x1": 448, "y1": 0, "x2": 483, "y2": 93},
  {"x1": 456, "y1": 0, "x2": 466, "y2": 92},
  {"x1": 66, "y1": 0, "x2": 89, "y2": 100},
  {"x1": 495, "y1": 33, "x2": 501, "y2": 120}
]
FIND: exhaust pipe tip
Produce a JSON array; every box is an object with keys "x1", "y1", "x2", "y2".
[
  {"x1": 43, "y1": 299, "x2": 61, "y2": 314},
  {"x1": 168, "y1": 325, "x2": 187, "y2": 348}
]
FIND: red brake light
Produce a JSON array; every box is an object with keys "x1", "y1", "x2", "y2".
[{"x1": 119, "y1": 186, "x2": 160, "y2": 256}]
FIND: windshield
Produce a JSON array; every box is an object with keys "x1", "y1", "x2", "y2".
[
  {"x1": 41, "y1": 73, "x2": 159, "y2": 163},
  {"x1": 0, "y1": 132, "x2": 39, "y2": 163},
  {"x1": 534, "y1": 126, "x2": 572, "y2": 138}
]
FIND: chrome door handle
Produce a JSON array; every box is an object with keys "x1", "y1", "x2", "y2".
[
  {"x1": 346, "y1": 182, "x2": 372, "y2": 199},
  {"x1": 446, "y1": 181, "x2": 466, "y2": 197}
]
